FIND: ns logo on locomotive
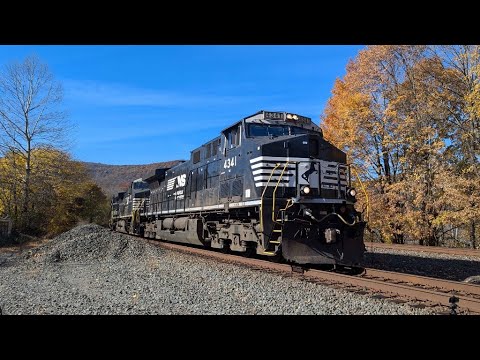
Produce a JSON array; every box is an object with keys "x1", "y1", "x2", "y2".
[{"x1": 110, "y1": 111, "x2": 366, "y2": 266}]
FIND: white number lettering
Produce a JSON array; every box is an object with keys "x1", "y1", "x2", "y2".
[{"x1": 224, "y1": 156, "x2": 237, "y2": 169}]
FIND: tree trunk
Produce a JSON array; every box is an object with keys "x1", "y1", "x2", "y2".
[
  {"x1": 22, "y1": 139, "x2": 31, "y2": 230},
  {"x1": 470, "y1": 220, "x2": 477, "y2": 249},
  {"x1": 426, "y1": 223, "x2": 438, "y2": 246},
  {"x1": 393, "y1": 232, "x2": 404, "y2": 244},
  {"x1": 382, "y1": 151, "x2": 391, "y2": 184},
  {"x1": 427, "y1": 235, "x2": 438, "y2": 247},
  {"x1": 12, "y1": 152, "x2": 18, "y2": 225}
]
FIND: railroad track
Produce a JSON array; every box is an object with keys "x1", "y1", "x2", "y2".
[
  {"x1": 146, "y1": 239, "x2": 480, "y2": 314},
  {"x1": 365, "y1": 241, "x2": 480, "y2": 257}
]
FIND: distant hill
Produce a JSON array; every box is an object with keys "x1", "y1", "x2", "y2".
[{"x1": 83, "y1": 160, "x2": 183, "y2": 197}]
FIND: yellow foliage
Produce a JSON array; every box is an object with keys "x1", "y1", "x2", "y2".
[
  {"x1": 321, "y1": 45, "x2": 480, "y2": 247},
  {"x1": 0, "y1": 148, "x2": 109, "y2": 236}
]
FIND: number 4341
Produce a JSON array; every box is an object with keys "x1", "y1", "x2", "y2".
[{"x1": 224, "y1": 156, "x2": 237, "y2": 169}]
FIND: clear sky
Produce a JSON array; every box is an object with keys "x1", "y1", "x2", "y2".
[{"x1": 0, "y1": 45, "x2": 363, "y2": 165}]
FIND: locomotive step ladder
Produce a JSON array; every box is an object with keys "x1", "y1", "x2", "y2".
[
  {"x1": 268, "y1": 198, "x2": 294, "y2": 246},
  {"x1": 260, "y1": 162, "x2": 291, "y2": 254}
]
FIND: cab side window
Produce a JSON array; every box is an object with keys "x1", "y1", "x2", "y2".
[
  {"x1": 225, "y1": 124, "x2": 242, "y2": 150},
  {"x1": 192, "y1": 150, "x2": 201, "y2": 164},
  {"x1": 212, "y1": 139, "x2": 220, "y2": 156}
]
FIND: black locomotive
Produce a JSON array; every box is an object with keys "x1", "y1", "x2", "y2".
[{"x1": 110, "y1": 110, "x2": 366, "y2": 266}]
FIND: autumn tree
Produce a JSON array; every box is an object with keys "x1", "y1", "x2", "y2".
[
  {"x1": 323, "y1": 46, "x2": 427, "y2": 243},
  {"x1": 0, "y1": 55, "x2": 70, "y2": 232},
  {"x1": 46, "y1": 182, "x2": 109, "y2": 236},
  {"x1": 424, "y1": 45, "x2": 480, "y2": 248},
  {"x1": 322, "y1": 45, "x2": 479, "y2": 247},
  {"x1": 0, "y1": 148, "x2": 110, "y2": 236},
  {"x1": 0, "y1": 152, "x2": 19, "y2": 219},
  {"x1": 78, "y1": 182, "x2": 110, "y2": 225}
]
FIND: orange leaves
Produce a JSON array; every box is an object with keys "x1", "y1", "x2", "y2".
[
  {"x1": 0, "y1": 148, "x2": 109, "y2": 236},
  {"x1": 322, "y1": 45, "x2": 480, "y2": 246}
]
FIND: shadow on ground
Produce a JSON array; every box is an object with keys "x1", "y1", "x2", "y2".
[{"x1": 362, "y1": 252, "x2": 480, "y2": 282}]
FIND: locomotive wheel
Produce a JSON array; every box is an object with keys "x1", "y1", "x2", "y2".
[{"x1": 219, "y1": 242, "x2": 230, "y2": 254}]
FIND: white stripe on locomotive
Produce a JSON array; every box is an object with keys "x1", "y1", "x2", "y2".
[{"x1": 250, "y1": 156, "x2": 348, "y2": 189}]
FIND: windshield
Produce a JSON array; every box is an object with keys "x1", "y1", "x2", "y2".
[
  {"x1": 248, "y1": 124, "x2": 312, "y2": 137},
  {"x1": 133, "y1": 181, "x2": 148, "y2": 190}
]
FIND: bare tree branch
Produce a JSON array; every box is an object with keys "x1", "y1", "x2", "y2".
[{"x1": 0, "y1": 54, "x2": 71, "y2": 231}]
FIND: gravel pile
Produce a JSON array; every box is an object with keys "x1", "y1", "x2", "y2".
[
  {"x1": 362, "y1": 244, "x2": 480, "y2": 282},
  {"x1": 25, "y1": 224, "x2": 155, "y2": 264},
  {"x1": 0, "y1": 225, "x2": 437, "y2": 315}
]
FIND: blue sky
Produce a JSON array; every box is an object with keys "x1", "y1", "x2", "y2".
[{"x1": 0, "y1": 45, "x2": 363, "y2": 165}]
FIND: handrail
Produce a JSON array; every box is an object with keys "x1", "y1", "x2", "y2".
[
  {"x1": 260, "y1": 163, "x2": 281, "y2": 232},
  {"x1": 280, "y1": 198, "x2": 294, "y2": 212},
  {"x1": 272, "y1": 162, "x2": 290, "y2": 222},
  {"x1": 335, "y1": 163, "x2": 348, "y2": 198},
  {"x1": 351, "y1": 165, "x2": 370, "y2": 222}
]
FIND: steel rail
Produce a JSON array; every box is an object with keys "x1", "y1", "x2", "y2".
[{"x1": 148, "y1": 239, "x2": 480, "y2": 314}]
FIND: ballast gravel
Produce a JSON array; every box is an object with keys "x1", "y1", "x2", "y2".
[{"x1": 0, "y1": 224, "x2": 437, "y2": 315}]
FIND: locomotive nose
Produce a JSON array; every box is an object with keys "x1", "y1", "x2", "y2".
[{"x1": 261, "y1": 134, "x2": 320, "y2": 159}]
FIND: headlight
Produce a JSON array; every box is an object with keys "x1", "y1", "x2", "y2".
[
  {"x1": 301, "y1": 186, "x2": 311, "y2": 195},
  {"x1": 348, "y1": 188, "x2": 357, "y2": 197},
  {"x1": 286, "y1": 114, "x2": 293, "y2": 119}
]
